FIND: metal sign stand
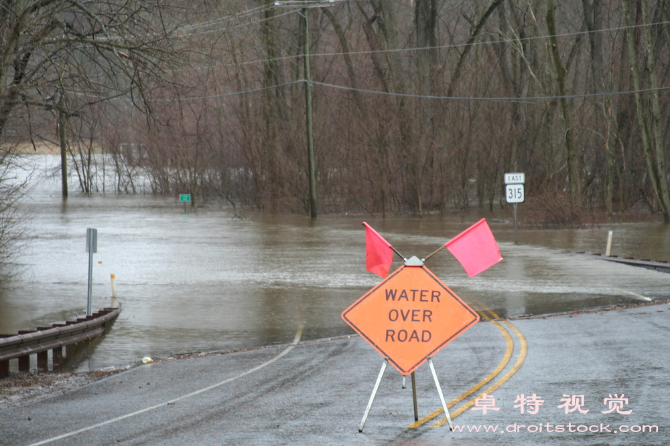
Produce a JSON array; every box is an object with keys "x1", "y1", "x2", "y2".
[
  {"x1": 401, "y1": 372, "x2": 420, "y2": 420},
  {"x1": 351, "y1": 221, "x2": 500, "y2": 433},
  {"x1": 358, "y1": 356, "x2": 454, "y2": 432},
  {"x1": 411, "y1": 371, "x2": 418, "y2": 421},
  {"x1": 356, "y1": 250, "x2": 455, "y2": 433},
  {"x1": 359, "y1": 358, "x2": 387, "y2": 432},
  {"x1": 428, "y1": 356, "x2": 454, "y2": 430}
]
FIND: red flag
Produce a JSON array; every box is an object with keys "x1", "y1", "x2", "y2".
[
  {"x1": 446, "y1": 219, "x2": 502, "y2": 278},
  {"x1": 363, "y1": 222, "x2": 394, "y2": 278}
]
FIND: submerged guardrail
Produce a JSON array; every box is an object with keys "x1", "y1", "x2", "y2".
[
  {"x1": 0, "y1": 306, "x2": 121, "y2": 378},
  {"x1": 578, "y1": 253, "x2": 670, "y2": 274}
]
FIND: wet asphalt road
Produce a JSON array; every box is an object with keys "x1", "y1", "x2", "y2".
[{"x1": 1, "y1": 303, "x2": 668, "y2": 446}]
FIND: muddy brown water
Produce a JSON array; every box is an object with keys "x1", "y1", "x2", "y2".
[{"x1": 0, "y1": 155, "x2": 668, "y2": 372}]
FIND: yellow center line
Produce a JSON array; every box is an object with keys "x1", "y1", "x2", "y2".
[
  {"x1": 430, "y1": 318, "x2": 527, "y2": 427},
  {"x1": 407, "y1": 306, "x2": 513, "y2": 429}
]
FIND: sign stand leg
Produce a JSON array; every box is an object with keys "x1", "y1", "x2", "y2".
[
  {"x1": 359, "y1": 359, "x2": 388, "y2": 433},
  {"x1": 428, "y1": 357, "x2": 453, "y2": 431},
  {"x1": 411, "y1": 371, "x2": 419, "y2": 421},
  {"x1": 402, "y1": 375, "x2": 406, "y2": 389}
]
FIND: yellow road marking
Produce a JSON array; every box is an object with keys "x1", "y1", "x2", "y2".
[
  {"x1": 407, "y1": 302, "x2": 528, "y2": 429},
  {"x1": 407, "y1": 306, "x2": 513, "y2": 429},
  {"x1": 430, "y1": 319, "x2": 527, "y2": 427}
]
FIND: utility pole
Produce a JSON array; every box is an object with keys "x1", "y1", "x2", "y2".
[
  {"x1": 303, "y1": 7, "x2": 317, "y2": 219},
  {"x1": 276, "y1": 1, "x2": 333, "y2": 218}
]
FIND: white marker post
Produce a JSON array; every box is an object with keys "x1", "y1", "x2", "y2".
[
  {"x1": 605, "y1": 231, "x2": 613, "y2": 256},
  {"x1": 110, "y1": 274, "x2": 118, "y2": 308},
  {"x1": 504, "y1": 173, "x2": 525, "y2": 245},
  {"x1": 86, "y1": 228, "x2": 98, "y2": 316}
]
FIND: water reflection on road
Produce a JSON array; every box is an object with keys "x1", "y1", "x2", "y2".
[{"x1": 0, "y1": 156, "x2": 668, "y2": 371}]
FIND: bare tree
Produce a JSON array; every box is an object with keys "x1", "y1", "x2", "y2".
[
  {"x1": 622, "y1": 0, "x2": 670, "y2": 221},
  {"x1": 0, "y1": 0, "x2": 189, "y2": 196},
  {"x1": 12, "y1": 0, "x2": 665, "y2": 224}
]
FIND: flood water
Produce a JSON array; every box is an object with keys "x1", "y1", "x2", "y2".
[{"x1": 0, "y1": 155, "x2": 669, "y2": 372}]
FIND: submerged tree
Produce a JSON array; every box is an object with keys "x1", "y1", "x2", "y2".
[
  {"x1": 0, "y1": 0, "x2": 190, "y2": 196},
  {"x1": 3, "y1": 0, "x2": 670, "y2": 223}
]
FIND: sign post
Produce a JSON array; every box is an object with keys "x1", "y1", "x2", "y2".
[
  {"x1": 86, "y1": 228, "x2": 97, "y2": 317},
  {"x1": 504, "y1": 173, "x2": 525, "y2": 245},
  {"x1": 346, "y1": 221, "x2": 501, "y2": 432},
  {"x1": 179, "y1": 194, "x2": 191, "y2": 212},
  {"x1": 343, "y1": 256, "x2": 480, "y2": 431}
]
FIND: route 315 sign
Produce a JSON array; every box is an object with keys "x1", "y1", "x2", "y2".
[
  {"x1": 506, "y1": 184, "x2": 525, "y2": 203},
  {"x1": 504, "y1": 172, "x2": 525, "y2": 204}
]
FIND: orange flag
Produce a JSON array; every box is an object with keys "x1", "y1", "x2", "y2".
[
  {"x1": 363, "y1": 222, "x2": 393, "y2": 278},
  {"x1": 446, "y1": 219, "x2": 502, "y2": 278}
]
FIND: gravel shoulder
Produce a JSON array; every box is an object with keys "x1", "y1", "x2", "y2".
[{"x1": 0, "y1": 370, "x2": 122, "y2": 410}]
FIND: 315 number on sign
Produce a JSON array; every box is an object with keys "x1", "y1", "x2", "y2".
[{"x1": 506, "y1": 184, "x2": 525, "y2": 203}]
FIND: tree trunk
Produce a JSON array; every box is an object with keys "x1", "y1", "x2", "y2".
[
  {"x1": 260, "y1": 2, "x2": 279, "y2": 209},
  {"x1": 58, "y1": 107, "x2": 69, "y2": 198},
  {"x1": 622, "y1": 0, "x2": 670, "y2": 222},
  {"x1": 546, "y1": 0, "x2": 582, "y2": 206},
  {"x1": 640, "y1": 1, "x2": 670, "y2": 222},
  {"x1": 582, "y1": 0, "x2": 614, "y2": 215}
]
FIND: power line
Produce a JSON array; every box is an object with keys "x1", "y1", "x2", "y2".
[
  {"x1": 174, "y1": 9, "x2": 297, "y2": 39},
  {"x1": 174, "y1": 12, "x2": 670, "y2": 68},
  {"x1": 311, "y1": 81, "x2": 670, "y2": 102},
  {"x1": 72, "y1": 80, "x2": 304, "y2": 102},
  {"x1": 302, "y1": 20, "x2": 670, "y2": 61},
  {"x1": 173, "y1": 0, "x2": 346, "y2": 39},
  {"x1": 155, "y1": 80, "x2": 304, "y2": 101},
  {"x1": 87, "y1": 78, "x2": 668, "y2": 103},
  {"x1": 174, "y1": 4, "x2": 273, "y2": 34}
]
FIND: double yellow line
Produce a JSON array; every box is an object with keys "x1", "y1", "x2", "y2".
[{"x1": 408, "y1": 301, "x2": 527, "y2": 428}]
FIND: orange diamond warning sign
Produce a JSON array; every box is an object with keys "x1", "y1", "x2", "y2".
[{"x1": 342, "y1": 264, "x2": 479, "y2": 375}]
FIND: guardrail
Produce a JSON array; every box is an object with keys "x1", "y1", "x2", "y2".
[
  {"x1": 0, "y1": 306, "x2": 122, "y2": 378},
  {"x1": 578, "y1": 253, "x2": 670, "y2": 274}
]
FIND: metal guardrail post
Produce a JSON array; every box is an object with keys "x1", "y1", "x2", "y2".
[{"x1": 0, "y1": 306, "x2": 121, "y2": 378}]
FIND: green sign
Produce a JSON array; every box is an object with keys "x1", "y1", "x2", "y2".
[{"x1": 179, "y1": 194, "x2": 191, "y2": 202}]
